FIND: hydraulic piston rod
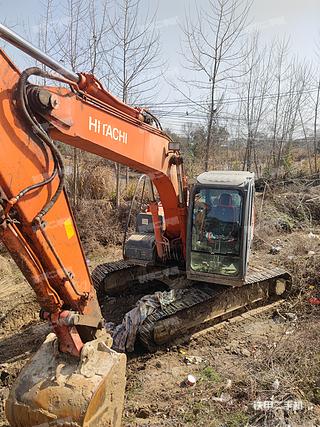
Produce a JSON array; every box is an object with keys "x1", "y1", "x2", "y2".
[{"x1": 0, "y1": 24, "x2": 79, "y2": 83}]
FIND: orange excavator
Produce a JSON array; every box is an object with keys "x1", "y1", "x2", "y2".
[{"x1": 0, "y1": 25, "x2": 290, "y2": 426}]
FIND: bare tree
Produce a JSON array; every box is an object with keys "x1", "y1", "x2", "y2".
[
  {"x1": 269, "y1": 38, "x2": 290, "y2": 169},
  {"x1": 241, "y1": 32, "x2": 273, "y2": 173},
  {"x1": 299, "y1": 107, "x2": 313, "y2": 174},
  {"x1": 38, "y1": 0, "x2": 54, "y2": 73},
  {"x1": 39, "y1": 0, "x2": 112, "y2": 206},
  {"x1": 59, "y1": 0, "x2": 87, "y2": 207},
  {"x1": 180, "y1": 0, "x2": 251, "y2": 171},
  {"x1": 87, "y1": 0, "x2": 112, "y2": 74},
  {"x1": 105, "y1": 0, "x2": 164, "y2": 206},
  {"x1": 274, "y1": 59, "x2": 311, "y2": 176},
  {"x1": 312, "y1": 76, "x2": 320, "y2": 172}
]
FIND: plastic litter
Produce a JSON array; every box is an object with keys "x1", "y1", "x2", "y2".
[{"x1": 185, "y1": 374, "x2": 197, "y2": 386}]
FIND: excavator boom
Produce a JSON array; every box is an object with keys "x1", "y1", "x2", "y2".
[{"x1": 0, "y1": 27, "x2": 187, "y2": 345}]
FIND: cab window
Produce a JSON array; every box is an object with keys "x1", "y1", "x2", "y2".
[{"x1": 191, "y1": 188, "x2": 243, "y2": 276}]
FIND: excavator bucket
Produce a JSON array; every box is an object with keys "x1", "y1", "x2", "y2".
[{"x1": 5, "y1": 334, "x2": 126, "y2": 427}]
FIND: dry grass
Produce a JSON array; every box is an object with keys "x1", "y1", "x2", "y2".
[
  {"x1": 242, "y1": 313, "x2": 320, "y2": 426},
  {"x1": 77, "y1": 164, "x2": 115, "y2": 200},
  {"x1": 65, "y1": 162, "x2": 115, "y2": 201},
  {"x1": 254, "y1": 180, "x2": 320, "y2": 300},
  {"x1": 73, "y1": 200, "x2": 129, "y2": 255},
  {"x1": 66, "y1": 160, "x2": 153, "y2": 255},
  {"x1": 0, "y1": 255, "x2": 12, "y2": 277}
]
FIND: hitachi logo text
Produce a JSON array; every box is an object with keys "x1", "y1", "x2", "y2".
[{"x1": 88, "y1": 116, "x2": 128, "y2": 144}]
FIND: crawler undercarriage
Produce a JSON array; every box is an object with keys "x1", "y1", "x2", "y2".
[{"x1": 93, "y1": 261, "x2": 291, "y2": 352}]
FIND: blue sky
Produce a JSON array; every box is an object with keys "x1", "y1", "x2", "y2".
[
  {"x1": 1, "y1": 0, "x2": 320, "y2": 132},
  {"x1": 2, "y1": 0, "x2": 320, "y2": 69}
]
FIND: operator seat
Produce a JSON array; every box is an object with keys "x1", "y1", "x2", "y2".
[{"x1": 214, "y1": 193, "x2": 235, "y2": 223}]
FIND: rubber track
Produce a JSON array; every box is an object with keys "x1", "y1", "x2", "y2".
[
  {"x1": 92, "y1": 261, "x2": 290, "y2": 351},
  {"x1": 138, "y1": 286, "x2": 219, "y2": 350},
  {"x1": 92, "y1": 260, "x2": 134, "y2": 300},
  {"x1": 139, "y1": 271, "x2": 291, "y2": 350},
  {"x1": 92, "y1": 260, "x2": 134, "y2": 288}
]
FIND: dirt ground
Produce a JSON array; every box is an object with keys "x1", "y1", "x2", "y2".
[{"x1": 1, "y1": 187, "x2": 320, "y2": 426}]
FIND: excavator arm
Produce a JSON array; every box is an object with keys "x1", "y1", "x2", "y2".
[
  {"x1": 0, "y1": 36, "x2": 187, "y2": 347},
  {"x1": 0, "y1": 25, "x2": 186, "y2": 427}
]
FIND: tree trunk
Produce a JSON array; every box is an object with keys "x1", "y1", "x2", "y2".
[
  {"x1": 116, "y1": 164, "x2": 121, "y2": 208},
  {"x1": 72, "y1": 147, "x2": 78, "y2": 207}
]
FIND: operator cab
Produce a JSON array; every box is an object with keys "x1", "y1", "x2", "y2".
[{"x1": 186, "y1": 171, "x2": 255, "y2": 286}]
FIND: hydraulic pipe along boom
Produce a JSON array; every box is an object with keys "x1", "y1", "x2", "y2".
[{"x1": 0, "y1": 23, "x2": 79, "y2": 82}]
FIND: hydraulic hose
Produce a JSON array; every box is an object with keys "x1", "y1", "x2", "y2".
[
  {"x1": 14, "y1": 67, "x2": 88, "y2": 299},
  {"x1": 16, "y1": 67, "x2": 66, "y2": 223}
]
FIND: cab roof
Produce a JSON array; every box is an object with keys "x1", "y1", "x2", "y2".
[{"x1": 196, "y1": 171, "x2": 254, "y2": 187}]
